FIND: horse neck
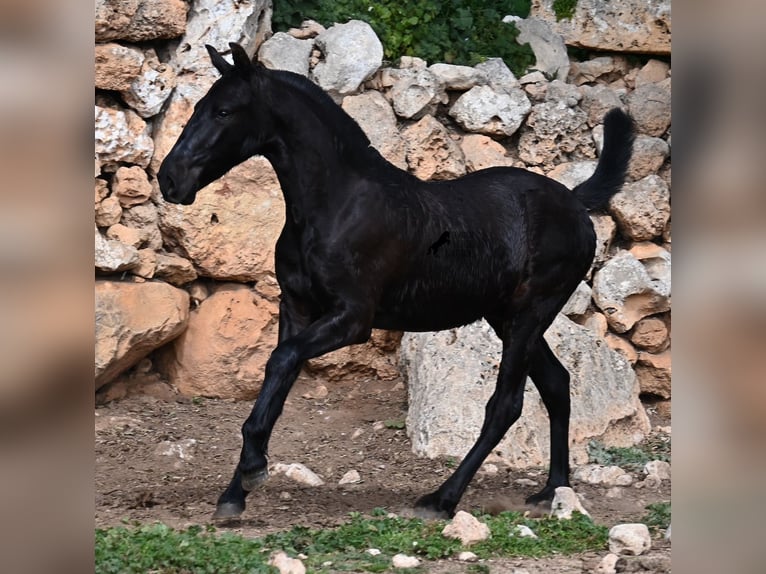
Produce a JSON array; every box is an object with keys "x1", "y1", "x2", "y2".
[{"x1": 259, "y1": 87, "x2": 353, "y2": 217}]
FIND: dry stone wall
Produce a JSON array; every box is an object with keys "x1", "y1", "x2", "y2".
[{"x1": 94, "y1": 2, "x2": 671, "y2": 426}]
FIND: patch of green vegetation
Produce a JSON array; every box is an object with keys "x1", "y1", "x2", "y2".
[
  {"x1": 272, "y1": 0, "x2": 536, "y2": 76},
  {"x1": 552, "y1": 0, "x2": 578, "y2": 21},
  {"x1": 96, "y1": 511, "x2": 608, "y2": 573},
  {"x1": 643, "y1": 501, "x2": 671, "y2": 534},
  {"x1": 587, "y1": 437, "x2": 670, "y2": 472},
  {"x1": 384, "y1": 419, "x2": 405, "y2": 429}
]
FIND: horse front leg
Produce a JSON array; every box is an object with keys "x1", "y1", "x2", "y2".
[
  {"x1": 213, "y1": 297, "x2": 309, "y2": 520},
  {"x1": 214, "y1": 302, "x2": 372, "y2": 520}
]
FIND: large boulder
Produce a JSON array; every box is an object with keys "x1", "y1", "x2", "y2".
[
  {"x1": 342, "y1": 91, "x2": 408, "y2": 169},
  {"x1": 401, "y1": 314, "x2": 650, "y2": 469},
  {"x1": 95, "y1": 280, "x2": 189, "y2": 388},
  {"x1": 312, "y1": 20, "x2": 384, "y2": 97},
  {"x1": 157, "y1": 156, "x2": 284, "y2": 282},
  {"x1": 95, "y1": 0, "x2": 188, "y2": 42},
  {"x1": 449, "y1": 85, "x2": 531, "y2": 137},
  {"x1": 531, "y1": 0, "x2": 671, "y2": 55},
  {"x1": 156, "y1": 284, "x2": 278, "y2": 399}
]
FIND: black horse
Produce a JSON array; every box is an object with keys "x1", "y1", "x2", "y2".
[{"x1": 158, "y1": 43, "x2": 635, "y2": 520}]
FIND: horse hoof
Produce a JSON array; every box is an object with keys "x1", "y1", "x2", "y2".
[
  {"x1": 212, "y1": 502, "x2": 245, "y2": 521},
  {"x1": 413, "y1": 493, "x2": 454, "y2": 520},
  {"x1": 525, "y1": 485, "x2": 558, "y2": 508},
  {"x1": 240, "y1": 468, "x2": 269, "y2": 491}
]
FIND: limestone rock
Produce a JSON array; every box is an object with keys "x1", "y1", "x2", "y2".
[
  {"x1": 391, "y1": 554, "x2": 420, "y2": 569},
  {"x1": 570, "y1": 57, "x2": 615, "y2": 85},
  {"x1": 635, "y1": 350, "x2": 672, "y2": 398},
  {"x1": 271, "y1": 462, "x2": 325, "y2": 486},
  {"x1": 604, "y1": 333, "x2": 638, "y2": 366},
  {"x1": 305, "y1": 330, "x2": 402, "y2": 384},
  {"x1": 580, "y1": 85, "x2": 623, "y2": 128},
  {"x1": 449, "y1": 85, "x2": 531, "y2": 137},
  {"x1": 441, "y1": 511, "x2": 490, "y2": 545},
  {"x1": 154, "y1": 438, "x2": 197, "y2": 463},
  {"x1": 561, "y1": 281, "x2": 592, "y2": 316},
  {"x1": 512, "y1": 525, "x2": 538, "y2": 538},
  {"x1": 338, "y1": 469, "x2": 362, "y2": 485},
  {"x1": 95, "y1": 0, "x2": 188, "y2": 42},
  {"x1": 155, "y1": 253, "x2": 197, "y2": 286},
  {"x1": 174, "y1": 0, "x2": 272, "y2": 74},
  {"x1": 94, "y1": 43, "x2": 144, "y2": 91},
  {"x1": 627, "y1": 80, "x2": 672, "y2": 137},
  {"x1": 95, "y1": 105, "x2": 154, "y2": 171},
  {"x1": 389, "y1": 70, "x2": 446, "y2": 120},
  {"x1": 547, "y1": 160, "x2": 597, "y2": 190},
  {"x1": 157, "y1": 156, "x2": 284, "y2": 282},
  {"x1": 401, "y1": 314, "x2": 650, "y2": 469},
  {"x1": 608, "y1": 523, "x2": 651, "y2": 556},
  {"x1": 312, "y1": 20, "x2": 383, "y2": 97},
  {"x1": 609, "y1": 175, "x2": 671, "y2": 241},
  {"x1": 429, "y1": 63, "x2": 488, "y2": 91},
  {"x1": 402, "y1": 115, "x2": 466, "y2": 181},
  {"x1": 288, "y1": 20, "x2": 325, "y2": 40},
  {"x1": 550, "y1": 486, "x2": 590, "y2": 519},
  {"x1": 156, "y1": 284, "x2": 278, "y2": 399},
  {"x1": 515, "y1": 17, "x2": 570, "y2": 81},
  {"x1": 627, "y1": 135, "x2": 670, "y2": 181},
  {"x1": 111, "y1": 166, "x2": 152, "y2": 207},
  {"x1": 95, "y1": 226, "x2": 139, "y2": 273},
  {"x1": 595, "y1": 553, "x2": 619, "y2": 574},
  {"x1": 644, "y1": 460, "x2": 671, "y2": 481},
  {"x1": 258, "y1": 32, "x2": 314, "y2": 77},
  {"x1": 134, "y1": 249, "x2": 157, "y2": 278},
  {"x1": 120, "y1": 49, "x2": 176, "y2": 118},
  {"x1": 342, "y1": 91, "x2": 408, "y2": 169},
  {"x1": 460, "y1": 134, "x2": 515, "y2": 172},
  {"x1": 592, "y1": 251, "x2": 670, "y2": 333},
  {"x1": 95, "y1": 196, "x2": 123, "y2": 228},
  {"x1": 573, "y1": 464, "x2": 633, "y2": 487},
  {"x1": 630, "y1": 317, "x2": 669, "y2": 353},
  {"x1": 269, "y1": 551, "x2": 306, "y2": 574},
  {"x1": 106, "y1": 224, "x2": 143, "y2": 248},
  {"x1": 635, "y1": 60, "x2": 671, "y2": 87},
  {"x1": 121, "y1": 201, "x2": 163, "y2": 250},
  {"x1": 531, "y1": 0, "x2": 671, "y2": 55},
  {"x1": 95, "y1": 280, "x2": 189, "y2": 388},
  {"x1": 545, "y1": 80, "x2": 582, "y2": 107},
  {"x1": 474, "y1": 58, "x2": 519, "y2": 93},
  {"x1": 590, "y1": 214, "x2": 617, "y2": 266},
  {"x1": 518, "y1": 102, "x2": 592, "y2": 168}
]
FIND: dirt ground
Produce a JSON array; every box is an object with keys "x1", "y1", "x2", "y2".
[{"x1": 95, "y1": 373, "x2": 671, "y2": 573}]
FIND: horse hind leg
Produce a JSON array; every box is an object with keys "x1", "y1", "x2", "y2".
[
  {"x1": 413, "y1": 315, "x2": 538, "y2": 518},
  {"x1": 525, "y1": 336, "x2": 572, "y2": 507}
]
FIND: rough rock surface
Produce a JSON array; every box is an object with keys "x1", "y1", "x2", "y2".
[
  {"x1": 518, "y1": 102, "x2": 592, "y2": 168},
  {"x1": 342, "y1": 91, "x2": 408, "y2": 169},
  {"x1": 402, "y1": 115, "x2": 466, "y2": 181},
  {"x1": 95, "y1": 105, "x2": 154, "y2": 170},
  {"x1": 156, "y1": 284, "x2": 278, "y2": 399},
  {"x1": 592, "y1": 251, "x2": 670, "y2": 333},
  {"x1": 95, "y1": 280, "x2": 189, "y2": 388},
  {"x1": 401, "y1": 314, "x2": 650, "y2": 469},
  {"x1": 312, "y1": 20, "x2": 383, "y2": 97},
  {"x1": 460, "y1": 134, "x2": 515, "y2": 171},
  {"x1": 157, "y1": 157, "x2": 284, "y2": 282},
  {"x1": 449, "y1": 85, "x2": 531, "y2": 137},
  {"x1": 441, "y1": 511, "x2": 491, "y2": 545},
  {"x1": 258, "y1": 32, "x2": 314, "y2": 77},
  {"x1": 94, "y1": 43, "x2": 144, "y2": 91},
  {"x1": 95, "y1": 0, "x2": 188, "y2": 42},
  {"x1": 608, "y1": 523, "x2": 652, "y2": 556},
  {"x1": 550, "y1": 486, "x2": 590, "y2": 519},
  {"x1": 609, "y1": 175, "x2": 671, "y2": 241},
  {"x1": 531, "y1": 0, "x2": 671, "y2": 55},
  {"x1": 120, "y1": 49, "x2": 177, "y2": 118},
  {"x1": 515, "y1": 17, "x2": 570, "y2": 81}
]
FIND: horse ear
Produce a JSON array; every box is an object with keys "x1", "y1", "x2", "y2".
[
  {"x1": 206, "y1": 44, "x2": 233, "y2": 75},
  {"x1": 229, "y1": 42, "x2": 253, "y2": 77}
]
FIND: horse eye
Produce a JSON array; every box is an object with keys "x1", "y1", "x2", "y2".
[{"x1": 216, "y1": 109, "x2": 231, "y2": 118}]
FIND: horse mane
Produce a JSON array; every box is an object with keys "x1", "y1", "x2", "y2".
[{"x1": 264, "y1": 68, "x2": 393, "y2": 170}]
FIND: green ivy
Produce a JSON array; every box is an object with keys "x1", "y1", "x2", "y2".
[
  {"x1": 552, "y1": 0, "x2": 578, "y2": 21},
  {"x1": 273, "y1": 0, "x2": 536, "y2": 76}
]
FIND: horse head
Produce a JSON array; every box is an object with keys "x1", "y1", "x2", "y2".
[{"x1": 158, "y1": 43, "x2": 269, "y2": 205}]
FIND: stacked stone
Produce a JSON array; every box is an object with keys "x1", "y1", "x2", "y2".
[{"x1": 94, "y1": 1, "x2": 671, "y2": 419}]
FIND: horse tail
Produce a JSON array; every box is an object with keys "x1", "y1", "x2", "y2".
[{"x1": 573, "y1": 108, "x2": 636, "y2": 211}]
